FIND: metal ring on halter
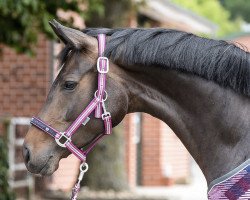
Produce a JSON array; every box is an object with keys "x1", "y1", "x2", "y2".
[
  {"x1": 80, "y1": 163, "x2": 89, "y2": 173},
  {"x1": 55, "y1": 132, "x2": 71, "y2": 148},
  {"x1": 94, "y1": 90, "x2": 108, "y2": 102}
]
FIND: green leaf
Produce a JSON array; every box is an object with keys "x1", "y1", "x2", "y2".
[
  {"x1": 0, "y1": 137, "x2": 15, "y2": 199},
  {"x1": 0, "y1": 0, "x2": 104, "y2": 54},
  {"x1": 171, "y1": 0, "x2": 241, "y2": 36}
]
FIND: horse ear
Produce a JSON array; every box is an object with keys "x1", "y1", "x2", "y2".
[{"x1": 49, "y1": 19, "x2": 96, "y2": 49}]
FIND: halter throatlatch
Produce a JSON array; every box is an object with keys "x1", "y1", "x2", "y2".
[{"x1": 30, "y1": 34, "x2": 112, "y2": 200}]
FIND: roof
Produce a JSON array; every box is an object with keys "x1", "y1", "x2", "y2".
[{"x1": 139, "y1": 0, "x2": 217, "y2": 34}]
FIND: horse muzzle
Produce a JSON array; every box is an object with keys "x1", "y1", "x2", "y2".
[{"x1": 22, "y1": 139, "x2": 61, "y2": 176}]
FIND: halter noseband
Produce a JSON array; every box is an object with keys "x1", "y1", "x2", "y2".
[{"x1": 30, "y1": 34, "x2": 112, "y2": 163}]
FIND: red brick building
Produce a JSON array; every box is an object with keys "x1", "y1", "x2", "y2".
[
  {"x1": 0, "y1": 0, "x2": 218, "y2": 195},
  {"x1": 0, "y1": 35, "x2": 51, "y2": 118}
]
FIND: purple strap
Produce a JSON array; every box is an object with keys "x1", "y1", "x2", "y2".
[
  {"x1": 66, "y1": 98, "x2": 100, "y2": 137},
  {"x1": 71, "y1": 183, "x2": 80, "y2": 200},
  {"x1": 95, "y1": 34, "x2": 108, "y2": 118},
  {"x1": 30, "y1": 34, "x2": 112, "y2": 162},
  {"x1": 30, "y1": 117, "x2": 59, "y2": 138}
]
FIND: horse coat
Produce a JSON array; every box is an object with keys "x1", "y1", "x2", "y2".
[{"x1": 208, "y1": 159, "x2": 250, "y2": 199}]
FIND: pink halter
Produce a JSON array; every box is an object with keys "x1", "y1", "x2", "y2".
[{"x1": 30, "y1": 34, "x2": 112, "y2": 162}]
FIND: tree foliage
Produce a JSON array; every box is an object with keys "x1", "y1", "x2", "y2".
[
  {"x1": 0, "y1": 137, "x2": 15, "y2": 200},
  {"x1": 85, "y1": 0, "x2": 136, "y2": 28},
  {"x1": 171, "y1": 0, "x2": 240, "y2": 36},
  {"x1": 0, "y1": 0, "x2": 103, "y2": 54},
  {"x1": 220, "y1": 0, "x2": 250, "y2": 23}
]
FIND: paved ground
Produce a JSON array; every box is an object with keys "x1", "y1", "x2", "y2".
[
  {"x1": 135, "y1": 183, "x2": 207, "y2": 200},
  {"x1": 40, "y1": 181, "x2": 208, "y2": 200},
  {"x1": 42, "y1": 182, "x2": 208, "y2": 200},
  {"x1": 134, "y1": 162, "x2": 208, "y2": 200}
]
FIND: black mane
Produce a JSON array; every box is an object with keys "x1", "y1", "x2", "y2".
[{"x1": 82, "y1": 28, "x2": 250, "y2": 97}]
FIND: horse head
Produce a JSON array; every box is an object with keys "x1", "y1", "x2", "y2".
[{"x1": 23, "y1": 21, "x2": 128, "y2": 175}]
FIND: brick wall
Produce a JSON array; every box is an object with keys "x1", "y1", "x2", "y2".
[
  {"x1": 0, "y1": 35, "x2": 52, "y2": 195},
  {"x1": 124, "y1": 114, "x2": 137, "y2": 188},
  {"x1": 141, "y1": 114, "x2": 162, "y2": 185},
  {"x1": 139, "y1": 114, "x2": 191, "y2": 186},
  {"x1": 0, "y1": 35, "x2": 51, "y2": 121}
]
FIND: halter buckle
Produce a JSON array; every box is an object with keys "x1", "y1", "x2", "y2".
[
  {"x1": 55, "y1": 132, "x2": 71, "y2": 148},
  {"x1": 97, "y1": 57, "x2": 109, "y2": 73}
]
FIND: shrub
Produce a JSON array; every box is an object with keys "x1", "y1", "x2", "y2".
[{"x1": 0, "y1": 137, "x2": 15, "y2": 200}]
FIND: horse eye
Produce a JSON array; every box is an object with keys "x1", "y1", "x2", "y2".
[{"x1": 63, "y1": 81, "x2": 78, "y2": 90}]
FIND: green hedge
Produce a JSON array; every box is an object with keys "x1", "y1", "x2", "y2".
[{"x1": 0, "y1": 137, "x2": 15, "y2": 200}]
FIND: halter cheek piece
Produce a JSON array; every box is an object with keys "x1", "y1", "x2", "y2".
[{"x1": 30, "y1": 34, "x2": 112, "y2": 199}]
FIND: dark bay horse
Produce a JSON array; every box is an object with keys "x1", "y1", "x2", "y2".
[{"x1": 23, "y1": 21, "x2": 250, "y2": 194}]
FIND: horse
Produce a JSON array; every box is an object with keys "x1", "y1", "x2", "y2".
[{"x1": 23, "y1": 20, "x2": 250, "y2": 199}]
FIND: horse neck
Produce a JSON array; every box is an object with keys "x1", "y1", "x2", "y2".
[{"x1": 114, "y1": 65, "x2": 250, "y2": 184}]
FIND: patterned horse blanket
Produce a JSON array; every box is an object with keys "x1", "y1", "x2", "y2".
[{"x1": 208, "y1": 160, "x2": 250, "y2": 200}]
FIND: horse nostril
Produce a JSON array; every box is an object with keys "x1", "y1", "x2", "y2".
[{"x1": 23, "y1": 144, "x2": 31, "y2": 164}]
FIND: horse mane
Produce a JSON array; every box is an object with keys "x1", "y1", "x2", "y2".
[{"x1": 81, "y1": 28, "x2": 250, "y2": 97}]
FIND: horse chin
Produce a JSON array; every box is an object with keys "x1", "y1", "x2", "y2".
[
  {"x1": 38, "y1": 157, "x2": 60, "y2": 176},
  {"x1": 37, "y1": 150, "x2": 71, "y2": 176},
  {"x1": 26, "y1": 153, "x2": 61, "y2": 176}
]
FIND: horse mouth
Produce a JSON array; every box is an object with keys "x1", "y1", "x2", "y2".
[
  {"x1": 38, "y1": 156, "x2": 54, "y2": 176},
  {"x1": 26, "y1": 155, "x2": 59, "y2": 176},
  {"x1": 43, "y1": 155, "x2": 63, "y2": 176}
]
